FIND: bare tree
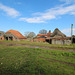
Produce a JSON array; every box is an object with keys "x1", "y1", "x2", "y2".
[
  {"x1": 24, "y1": 32, "x2": 30, "y2": 38},
  {"x1": 28, "y1": 32, "x2": 36, "y2": 38},
  {"x1": 24, "y1": 32, "x2": 36, "y2": 38},
  {"x1": 39, "y1": 29, "x2": 47, "y2": 34}
]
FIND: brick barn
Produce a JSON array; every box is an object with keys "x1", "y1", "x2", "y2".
[
  {"x1": 0, "y1": 29, "x2": 26, "y2": 41},
  {"x1": 37, "y1": 30, "x2": 52, "y2": 42}
]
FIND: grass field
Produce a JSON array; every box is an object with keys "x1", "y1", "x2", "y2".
[
  {"x1": 0, "y1": 40, "x2": 75, "y2": 49},
  {"x1": 0, "y1": 44, "x2": 75, "y2": 75}
]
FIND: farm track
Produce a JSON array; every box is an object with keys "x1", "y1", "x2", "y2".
[
  {"x1": 39, "y1": 56, "x2": 75, "y2": 67},
  {"x1": 39, "y1": 51, "x2": 75, "y2": 58},
  {"x1": 0, "y1": 42, "x2": 75, "y2": 51}
]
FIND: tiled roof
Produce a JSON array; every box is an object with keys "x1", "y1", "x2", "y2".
[
  {"x1": 37, "y1": 31, "x2": 52, "y2": 37},
  {"x1": 37, "y1": 34, "x2": 47, "y2": 36},
  {"x1": 6, "y1": 29, "x2": 26, "y2": 39},
  {"x1": 46, "y1": 37, "x2": 51, "y2": 39}
]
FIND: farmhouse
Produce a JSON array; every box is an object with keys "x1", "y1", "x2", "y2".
[{"x1": 0, "y1": 29, "x2": 26, "y2": 41}]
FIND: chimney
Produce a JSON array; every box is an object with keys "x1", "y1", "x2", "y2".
[
  {"x1": 71, "y1": 24, "x2": 73, "y2": 37},
  {"x1": 49, "y1": 30, "x2": 51, "y2": 33},
  {"x1": 71, "y1": 24, "x2": 73, "y2": 44}
]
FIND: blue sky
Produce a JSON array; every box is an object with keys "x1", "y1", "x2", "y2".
[{"x1": 0, "y1": 0, "x2": 75, "y2": 36}]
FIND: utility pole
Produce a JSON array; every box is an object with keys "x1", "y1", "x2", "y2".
[{"x1": 71, "y1": 24, "x2": 73, "y2": 44}]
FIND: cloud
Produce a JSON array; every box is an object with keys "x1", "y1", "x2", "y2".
[
  {"x1": 19, "y1": 4, "x2": 75, "y2": 23},
  {"x1": 62, "y1": 28, "x2": 75, "y2": 36},
  {"x1": 70, "y1": 11, "x2": 75, "y2": 14},
  {"x1": 19, "y1": 17, "x2": 45, "y2": 23},
  {"x1": 0, "y1": 3, "x2": 20, "y2": 17},
  {"x1": 59, "y1": 0, "x2": 75, "y2": 4}
]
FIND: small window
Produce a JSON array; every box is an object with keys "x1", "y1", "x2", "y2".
[{"x1": 1, "y1": 38, "x2": 2, "y2": 40}]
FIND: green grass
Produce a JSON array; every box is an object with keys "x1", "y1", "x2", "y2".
[
  {"x1": 0, "y1": 44, "x2": 75, "y2": 75},
  {"x1": 0, "y1": 40, "x2": 75, "y2": 49}
]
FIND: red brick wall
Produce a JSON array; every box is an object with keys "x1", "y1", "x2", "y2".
[
  {"x1": 38, "y1": 38, "x2": 46, "y2": 42},
  {"x1": 19, "y1": 38, "x2": 27, "y2": 41},
  {"x1": 30, "y1": 38, "x2": 46, "y2": 42}
]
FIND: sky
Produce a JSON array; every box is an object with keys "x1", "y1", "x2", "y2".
[{"x1": 0, "y1": 0, "x2": 75, "y2": 36}]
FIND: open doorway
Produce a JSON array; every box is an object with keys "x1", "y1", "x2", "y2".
[
  {"x1": 6, "y1": 37, "x2": 8, "y2": 40},
  {"x1": 72, "y1": 38, "x2": 75, "y2": 43},
  {"x1": 46, "y1": 39, "x2": 52, "y2": 44},
  {"x1": 46, "y1": 39, "x2": 49, "y2": 43},
  {"x1": 9, "y1": 37, "x2": 13, "y2": 40},
  {"x1": 49, "y1": 39, "x2": 52, "y2": 44}
]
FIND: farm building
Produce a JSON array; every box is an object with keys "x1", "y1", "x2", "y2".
[
  {"x1": 72, "y1": 35, "x2": 75, "y2": 43},
  {"x1": 46, "y1": 28, "x2": 72, "y2": 45},
  {"x1": 0, "y1": 29, "x2": 26, "y2": 41},
  {"x1": 37, "y1": 30, "x2": 52, "y2": 42},
  {"x1": 37, "y1": 34, "x2": 47, "y2": 42},
  {"x1": 0, "y1": 31, "x2": 5, "y2": 40}
]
